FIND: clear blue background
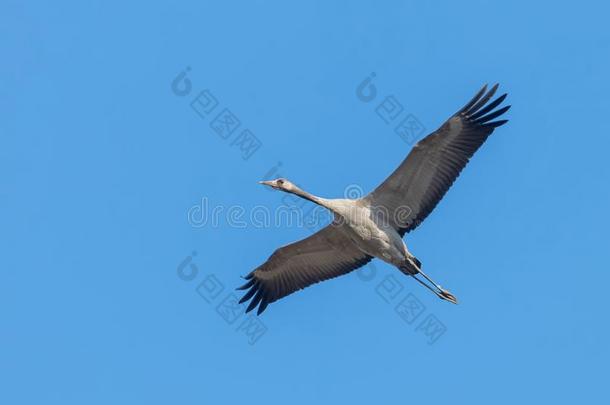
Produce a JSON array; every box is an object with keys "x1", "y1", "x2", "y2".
[{"x1": 2, "y1": 1, "x2": 609, "y2": 404}]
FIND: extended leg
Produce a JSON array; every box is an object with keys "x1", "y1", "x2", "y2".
[
  {"x1": 400, "y1": 260, "x2": 458, "y2": 304},
  {"x1": 415, "y1": 269, "x2": 458, "y2": 304}
]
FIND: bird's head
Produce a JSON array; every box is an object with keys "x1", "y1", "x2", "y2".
[{"x1": 258, "y1": 178, "x2": 296, "y2": 192}]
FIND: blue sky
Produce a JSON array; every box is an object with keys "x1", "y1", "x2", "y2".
[{"x1": 2, "y1": 0, "x2": 609, "y2": 404}]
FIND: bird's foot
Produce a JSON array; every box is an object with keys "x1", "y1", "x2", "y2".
[{"x1": 436, "y1": 289, "x2": 458, "y2": 305}]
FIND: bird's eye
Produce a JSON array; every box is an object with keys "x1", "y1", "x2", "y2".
[{"x1": 277, "y1": 179, "x2": 284, "y2": 185}]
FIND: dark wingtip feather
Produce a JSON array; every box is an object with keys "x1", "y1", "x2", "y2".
[
  {"x1": 470, "y1": 93, "x2": 507, "y2": 120},
  {"x1": 474, "y1": 105, "x2": 511, "y2": 124},
  {"x1": 465, "y1": 83, "x2": 499, "y2": 116},
  {"x1": 238, "y1": 273, "x2": 272, "y2": 314},
  {"x1": 458, "y1": 84, "x2": 488, "y2": 115},
  {"x1": 246, "y1": 289, "x2": 264, "y2": 313},
  {"x1": 484, "y1": 119, "x2": 509, "y2": 128},
  {"x1": 239, "y1": 281, "x2": 259, "y2": 304},
  {"x1": 257, "y1": 297, "x2": 269, "y2": 315},
  {"x1": 236, "y1": 278, "x2": 255, "y2": 291}
]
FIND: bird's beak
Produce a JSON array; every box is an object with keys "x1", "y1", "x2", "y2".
[{"x1": 258, "y1": 180, "x2": 274, "y2": 187}]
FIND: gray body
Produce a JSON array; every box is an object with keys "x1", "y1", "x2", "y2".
[{"x1": 323, "y1": 199, "x2": 411, "y2": 268}]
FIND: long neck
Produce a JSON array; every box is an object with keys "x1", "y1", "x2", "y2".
[{"x1": 288, "y1": 187, "x2": 330, "y2": 208}]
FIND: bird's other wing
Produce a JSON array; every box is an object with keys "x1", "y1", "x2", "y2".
[
  {"x1": 364, "y1": 84, "x2": 510, "y2": 236},
  {"x1": 237, "y1": 223, "x2": 372, "y2": 315}
]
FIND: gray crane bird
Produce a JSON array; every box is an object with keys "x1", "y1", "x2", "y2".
[{"x1": 238, "y1": 84, "x2": 510, "y2": 315}]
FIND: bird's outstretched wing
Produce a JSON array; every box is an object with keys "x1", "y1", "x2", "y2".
[
  {"x1": 364, "y1": 84, "x2": 510, "y2": 235},
  {"x1": 237, "y1": 224, "x2": 372, "y2": 315}
]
